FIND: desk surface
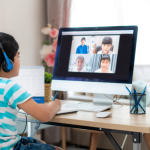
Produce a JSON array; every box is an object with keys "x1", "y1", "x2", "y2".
[{"x1": 17, "y1": 100, "x2": 150, "y2": 133}]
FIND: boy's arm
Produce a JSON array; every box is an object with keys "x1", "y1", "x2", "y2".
[{"x1": 18, "y1": 98, "x2": 61, "y2": 122}]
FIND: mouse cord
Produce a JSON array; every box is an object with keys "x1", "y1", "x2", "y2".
[{"x1": 22, "y1": 115, "x2": 27, "y2": 137}]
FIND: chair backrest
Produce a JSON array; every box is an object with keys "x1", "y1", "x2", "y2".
[{"x1": 95, "y1": 45, "x2": 114, "y2": 54}]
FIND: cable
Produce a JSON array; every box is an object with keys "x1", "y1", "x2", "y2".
[
  {"x1": 22, "y1": 115, "x2": 27, "y2": 137},
  {"x1": 114, "y1": 94, "x2": 122, "y2": 100},
  {"x1": 103, "y1": 94, "x2": 124, "y2": 106}
]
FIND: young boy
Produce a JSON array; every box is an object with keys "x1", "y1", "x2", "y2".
[
  {"x1": 72, "y1": 55, "x2": 86, "y2": 72},
  {"x1": 76, "y1": 37, "x2": 89, "y2": 54},
  {"x1": 95, "y1": 54, "x2": 113, "y2": 73},
  {"x1": 0, "y1": 32, "x2": 62, "y2": 150},
  {"x1": 97, "y1": 37, "x2": 113, "y2": 54}
]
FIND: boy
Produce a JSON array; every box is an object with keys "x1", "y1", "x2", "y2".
[
  {"x1": 95, "y1": 54, "x2": 113, "y2": 73},
  {"x1": 72, "y1": 55, "x2": 86, "y2": 72},
  {"x1": 97, "y1": 37, "x2": 113, "y2": 54},
  {"x1": 0, "y1": 32, "x2": 62, "y2": 150},
  {"x1": 76, "y1": 37, "x2": 89, "y2": 54}
]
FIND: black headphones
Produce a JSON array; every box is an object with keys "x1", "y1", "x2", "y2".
[{"x1": 0, "y1": 43, "x2": 14, "y2": 72}]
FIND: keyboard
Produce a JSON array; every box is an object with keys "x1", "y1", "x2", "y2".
[{"x1": 62, "y1": 102, "x2": 111, "y2": 112}]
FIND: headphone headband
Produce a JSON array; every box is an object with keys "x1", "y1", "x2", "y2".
[{"x1": 0, "y1": 43, "x2": 4, "y2": 53}]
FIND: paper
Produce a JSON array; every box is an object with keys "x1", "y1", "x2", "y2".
[
  {"x1": 19, "y1": 108, "x2": 77, "y2": 116},
  {"x1": 11, "y1": 66, "x2": 44, "y2": 97},
  {"x1": 57, "y1": 108, "x2": 78, "y2": 115}
]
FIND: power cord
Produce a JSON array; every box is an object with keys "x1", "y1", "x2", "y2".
[
  {"x1": 22, "y1": 114, "x2": 27, "y2": 137},
  {"x1": 103, "y1": 94, "x2": 124, "y2": 106},
  {"x1": 114, "y1": 94, "x2": 122, "y2": 100}
]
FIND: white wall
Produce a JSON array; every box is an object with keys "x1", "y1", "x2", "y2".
[{"x1": 0, "y1": 0, "x2": 47, "y2": 66}]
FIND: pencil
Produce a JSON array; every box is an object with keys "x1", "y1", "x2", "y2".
[{"x1": 53, "y1": 92, "x2": 58, "y2": 101}]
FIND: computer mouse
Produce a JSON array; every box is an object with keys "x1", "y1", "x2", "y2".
[{"x1": 96, "y1": 112, "x2": 112, "y2": 118}]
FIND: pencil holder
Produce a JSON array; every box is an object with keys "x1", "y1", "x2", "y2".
[{"x1": 130, "y1": 93, "x2": 146, "y2": 114}]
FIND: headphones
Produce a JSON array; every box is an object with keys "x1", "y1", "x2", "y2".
[{"x1": 0, "y1": 43, "x2": 14, "y2": 72}]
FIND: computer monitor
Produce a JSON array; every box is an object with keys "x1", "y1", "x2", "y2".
[{"x1": 52, "y1": 26, "x2": 138, "y2": 104}]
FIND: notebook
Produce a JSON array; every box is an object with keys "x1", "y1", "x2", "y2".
[{"x1": 11, "y1": 66, "x2": 44, "y2": 103}]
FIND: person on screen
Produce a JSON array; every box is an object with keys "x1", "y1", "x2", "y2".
[
  {"x1": 97, "y1": 37, "x2": 113, "y2": 54},
  {"x1": 95, "y1": 54, "x2": 113, "y2": 73},
  {"x1": 76, "y1": 37, "x2": 89, "y2": 54},
  {"x1": 73, "y1": 56, "x2": 87, "y2": 72}
]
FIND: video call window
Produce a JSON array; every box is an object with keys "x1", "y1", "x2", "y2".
[
  {"x1": 70, "y1": 35, "x2": 120, "y2": 54},
  {"x1": 68, "y1": 54, "x2": 93, "y2": 72},
  {"x1": 92, "y1": 54, "x2": 117, "y2": 73}
]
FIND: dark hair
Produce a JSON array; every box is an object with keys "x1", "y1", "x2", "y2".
[
  {"x1": 101, "y1": 54, "x2": 110, "y2": 63},
  {"x1": 81, "y1": 37, "x2": 85, "y2": 42},
  {"x1": 102, "y1": 37, "x2": 112, "y2": 45},
  {"x1": 76, "y1": 55, "x2": 84, "y2": 61},
  {"x1": 0, "y1": 32, "x2": 19, "y2": 69}
]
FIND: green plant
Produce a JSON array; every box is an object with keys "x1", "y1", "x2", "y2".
[{"x1": 45, "y1": 72, "x2": 53, "y2": 84}]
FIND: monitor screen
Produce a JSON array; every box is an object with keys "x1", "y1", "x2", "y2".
[{"x1": 52, "y1": 26, "x2": 138, "y2": 95}]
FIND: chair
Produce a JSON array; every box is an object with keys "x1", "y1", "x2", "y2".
[{"x1": 95, "y1": 45, "x2": 114, "y2": 54}]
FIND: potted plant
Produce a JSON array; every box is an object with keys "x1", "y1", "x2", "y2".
[{"x1": 45, "y1": 72, "x2": 53, "y2": 102}]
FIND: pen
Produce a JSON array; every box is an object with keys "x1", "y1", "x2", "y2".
[
  {"x1": 53, "y1": 92, "x2": 58, "y2": 101},
  {"x1": 134, "y1": 85, "x2": 147, "y2": 107},
  {"x1": 125, "y1": 85, "x2": 134, "y2": 99},
  {"x1": 137, "y1": 85, "x2": 147, "y2": 102},
  {"x1": 133, "y1": 87, "x2": 138, "y2": 113}
]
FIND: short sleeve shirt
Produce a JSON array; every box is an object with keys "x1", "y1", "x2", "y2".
[
  {"x1": 94, "y1": 68, "x2": 113, "y2": 73},
  {"x1": 0, "y1": 77, "x2": 32, "y2": 150},
  {"x1": 76, "y1": 45, "x2": 89, "y2": 54},
  {"x1": 72, "y1": 67, "x2": 87, "y2": 72},
  {"x1": 97, "y1": 50, "x2": 114, "y2": 54}
]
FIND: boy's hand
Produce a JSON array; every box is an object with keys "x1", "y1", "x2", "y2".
[{"x1": 50, "y1": 99, "x2": 61, "y2": 111}]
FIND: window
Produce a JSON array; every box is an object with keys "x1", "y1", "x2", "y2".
[{"x1": 69, "y1": 0, "x2": 150, "y2": 65}]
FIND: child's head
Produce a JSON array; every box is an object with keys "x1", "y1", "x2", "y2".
[
  {"x1": 101, "y1": 37, "x2": 112, "y2": 54},
  {"x1": 76, "y1": 56, "x2": 84, "y2": 69},
  {"x1": 81, "y1": 37, "x2": 85, "y2": 45},
  {"x1": 0, "y1": 32, "x2": 20, "y2": 78},
  {"x1": 100, "y1": 54, "x2": 110, "y2": 70}
]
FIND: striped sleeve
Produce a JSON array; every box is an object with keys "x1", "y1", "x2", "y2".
[{"x1": 4, "y1": 80, "x2": 32, "y2": 109}]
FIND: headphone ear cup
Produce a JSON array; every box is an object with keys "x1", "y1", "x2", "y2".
[
  {"x1": 2, "y1": 60, "x2": 9, "y2": 72},
  {"x1": 2, "y1": 59, "x2": 14, "y2": 72}
]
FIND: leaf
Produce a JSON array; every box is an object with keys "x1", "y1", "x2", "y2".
[
  {"x1": 42, "y1": 60, "x2": 45, "y2": 64},
  {"x1": 44, "y1": 71, "x2": 53, "y2": 83},
  {"x1": 42, "y1": 41, "x2": 50, "y2": 45}
]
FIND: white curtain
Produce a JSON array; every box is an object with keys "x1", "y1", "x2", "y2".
[{"x1": 69, "y1": 0, "x2": 150, "y2": 65}]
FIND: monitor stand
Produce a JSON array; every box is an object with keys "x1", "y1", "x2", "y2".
[{"x1": 93, "y1": 93, "x2": 114, "y2": 106}]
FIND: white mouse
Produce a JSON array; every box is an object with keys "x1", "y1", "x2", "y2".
[{"x1": 96, "y1": 112, "x2": 112, "y2": 118}]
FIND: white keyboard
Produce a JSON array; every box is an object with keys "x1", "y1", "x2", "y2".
[{"x1": 62, "y1": 103, "x2": 111, "y2": 112}]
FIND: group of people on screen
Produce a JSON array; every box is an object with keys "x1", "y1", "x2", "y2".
[
  {"x1": 70, "y1": 36, "x2": 116, "y2": 73},
  {"x1": 76, "y1": 36, "x2": 114, "y2": 54},
  {"x1": 72, "y1": 54, "x2": 113, "y2": 73}
]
